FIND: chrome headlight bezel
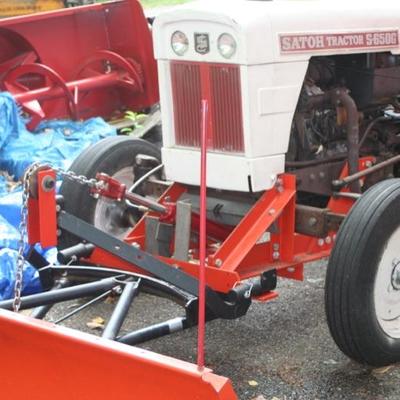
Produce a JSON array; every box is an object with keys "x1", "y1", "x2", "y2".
[
  {"x1": 217, "y1": 33, "x2": 237, "y2": 59},
  {"x1": 171, "y1": 30, "x2": 189, "y2": 56}
]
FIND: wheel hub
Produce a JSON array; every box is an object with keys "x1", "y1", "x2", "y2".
[
  {"x1": 374, "y1": 226, "x2": 400, "y2": 338},
  {"x1": 94, "y1": 166, "x2": 135, "y2": 238}
]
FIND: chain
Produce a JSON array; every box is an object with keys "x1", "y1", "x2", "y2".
[
  {"x1": 12, "y1": 163, "x2": 100, "y2": 312},
  {"x1": 13, "y1": 162, "x2": 41, "y2": 312},
  {"x1": 52, "y1": 167, "x2": 99, "y2": 189}
]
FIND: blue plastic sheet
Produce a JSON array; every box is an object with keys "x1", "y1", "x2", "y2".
[
  {"x1": 0, "y1": 189, "x2": 21, "y2": 229},
  {"x1": 0, "y1": 215, "x2": 42, "y2": 300},
  {"x1": 0, "y1": 92, "x2": 26, "y2": 150},
  {"x1": 0, "y1": 249, "x2": 43, "y2": 301},
  {"x1": 0, "y1": 175, "x2": 7, "y2": 197},
  {"x1": 0, "y1": 118, "x2": 116, "y2": 181},
  {"x1": 0, "y1": 92, "x2": 117, "y2": 299},
  {"x1": 0, "y1": 92, "x2": 116, "y2": 180}
]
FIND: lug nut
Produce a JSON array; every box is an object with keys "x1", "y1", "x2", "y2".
[{"x1": 41, "y1": 175, "x2": 56, "y2": 192}]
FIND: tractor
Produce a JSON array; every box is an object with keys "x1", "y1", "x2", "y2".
[{"x1": 2, "y1": 0, "x2": 400, "y2": 398}]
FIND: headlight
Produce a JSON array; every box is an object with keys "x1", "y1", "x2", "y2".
[
  {"x1": 218, "y1": 33, "x2": 237, "y2": 59},
  {"x1": 171, "y1": 31, "x2": 189, "y2": 56}
]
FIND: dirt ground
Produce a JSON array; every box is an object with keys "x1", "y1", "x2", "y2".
[{"x1": 47, "y1": 260, "x2": 400, "y2": 400}]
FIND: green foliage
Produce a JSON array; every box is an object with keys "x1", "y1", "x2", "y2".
[
  {"x1": 120, "y1": 111, "x2": 147, "y2": 135},
  {"x1": 139, "y1": 0, "x2": 191, "y2": 8},
  {"x1": 94, "y1": 0, "x2": 191, "y2": 7}
]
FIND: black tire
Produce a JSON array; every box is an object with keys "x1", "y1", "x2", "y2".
[
  {"x1": 325, "y1": 179, "x2": 400, "y2": 366},
  {"x1": 59, "y1": 136, "x2": 161, "y2": 249},
  {"x1": 143, "y1": 125, "x2": 163, "y2": 149}
]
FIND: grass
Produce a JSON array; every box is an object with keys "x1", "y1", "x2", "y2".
[{"x1": 139, "y1": 0, "x2": 191, "y2": 8}]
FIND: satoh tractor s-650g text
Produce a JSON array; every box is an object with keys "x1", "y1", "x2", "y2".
[{"x1": 2, "y1": 1, "x2": 400, "y2": 399}]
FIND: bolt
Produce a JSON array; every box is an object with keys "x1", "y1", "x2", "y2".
[
  {"x1": 308, "y1": 217, "x2": 318, "y2": 227},
  {"x1": 319, "y1": 172, "x2": 325, "y2": 179},
  {"x1": 215, "y1": 259, "x2": 223, "y2": 267},
  {"x1": 269, "y1": 208, "x2": 276, "y2": 215},
  {"x1": 310, "y1": 173, "x2": 316, "y2": 181},
  {"x1": 272, "y1": 251, "x2": 280, "y2": 260},
  {"x1": 276, "y1": 178, "x2": 284, "y2": 193},
  {"x1": 41, "y1": 175, "x2": 56, "y2": 192},
  {"x1": 318, "y1": 238, "x2": 325, "y2": 247},
  {"x1": 132, "y1": 242, "x2": 141, "y2": 249},
  {"x1": 113, "y1": 286, "x2": 123, "y2": 295},
  {"x1": 325, "y1": 236, "x2": 332, "y2": 245}
]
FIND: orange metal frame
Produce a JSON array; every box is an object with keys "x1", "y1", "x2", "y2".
[
  {"x1": 85, "y1": 160, "x2": 372, "y2": 296},
  {"x1": 10, "y1": 158, "x2": 373, "y2": 400}
]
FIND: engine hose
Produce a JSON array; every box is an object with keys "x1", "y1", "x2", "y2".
[
  {"x1": 359, "y1": 116, "x2": 388, "y2": 149},
  {"x1": 293, "y1": 88, "x2": 361, "y2": 191},
  {"x1": 330, "y1": 88, "x2": 361, "y2": 193}
]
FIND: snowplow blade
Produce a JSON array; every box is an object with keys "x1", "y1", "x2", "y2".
[{"x1": 0, "y1": 309, "x2": 237, "y2": 400}]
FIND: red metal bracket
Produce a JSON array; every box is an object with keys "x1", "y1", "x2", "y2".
[
  {"x1": 92, "y1": 173, "x2": 127, "y2": 201},
  {"x1": 27, "y1": 168, "x2": 57, "y2": 248},
  {"x1": 208, "y1": 174, "x2": 296, "y2": 271}
]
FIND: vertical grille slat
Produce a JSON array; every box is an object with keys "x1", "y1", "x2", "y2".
[
  {"x1": 171, "y1": 62, "x2": 202, "y2": 148},
  {"x1": 171, "y1": 62, "x2": 244, "y2": 153}
]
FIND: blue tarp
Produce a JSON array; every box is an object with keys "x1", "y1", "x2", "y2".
[
  {"x1": 0, "y1": 215, "x2": 43, "y2": 301},
  {"x1": 0, "y1": 92, "x2": 117, "y2": 299},
  {"x1": 0, "y1": 175, "x2": 7, "y2": 197},
  {"x1": 0, "y1": 93, "x2": 116, "y2": 180}
]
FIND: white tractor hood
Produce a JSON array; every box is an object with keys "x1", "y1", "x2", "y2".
[{"x1": 154, "y1": 0, "x2": 400, "y2": 65}]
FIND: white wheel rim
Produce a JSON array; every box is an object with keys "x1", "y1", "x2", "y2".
[
  {"x1": 374, "y1": 226, "x2": 400, "y2": 338},
  {"x1": 93, "y1": 166, "x2": 135, "y2": 239}
]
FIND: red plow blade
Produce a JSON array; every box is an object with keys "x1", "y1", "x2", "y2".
[{"x1": 0, "y1": 309, "x2": 237, "y2": 399}]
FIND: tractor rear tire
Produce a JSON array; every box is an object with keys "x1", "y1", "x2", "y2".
[
  {"x1": 58, "y1": 136, "x2": 161, "y2": 250},
  {"x1": 325, "y1": 179, "x2": 400, "y2": 366}
]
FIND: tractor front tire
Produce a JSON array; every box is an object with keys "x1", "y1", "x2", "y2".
[
  {"x1": 325, "y1": 179, "x2": 400, "y2": 366},
  {"x1": 58, "y1": 136, "x2": 161, "y2": 250}
]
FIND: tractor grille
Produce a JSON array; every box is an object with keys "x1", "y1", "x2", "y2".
[{"x1": 170, "y1": 62, "x2": 244, "y2": 153}]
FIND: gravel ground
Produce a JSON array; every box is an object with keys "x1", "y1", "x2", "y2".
[{"x1": 47, "y1": 260, "x2": 400, "y2": 400}]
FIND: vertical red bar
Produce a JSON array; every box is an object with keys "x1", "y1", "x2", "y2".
[
  {"x1": 27, "y1": 197, "x2": 40, "y2": 245},
  {"x1": 197, "y1": 99, "x2": 208, "y2": 370},
  {"x1": 38, "y1": 169, "x2": 57, "y2": 248}
]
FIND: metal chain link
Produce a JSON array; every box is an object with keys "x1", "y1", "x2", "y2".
[
  {"x1": 13, "y1": 162, "x2": 41, "y2": 312},
  {"x1": 13, "y1": 163, "x2": 101, "y2": 312},
  {"x1": 53, "y1": 166, "x2": 100, "y2": 189}
]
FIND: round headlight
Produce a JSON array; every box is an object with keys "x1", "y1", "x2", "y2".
[
  {"x1": 171, "y1": 31, "x2": 189, "y2": 56},
  {"x1": 218, "y1": 33, "x2": 237, "y2": 59}
]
